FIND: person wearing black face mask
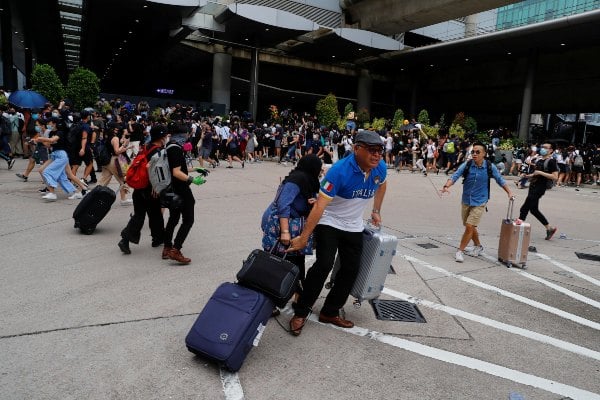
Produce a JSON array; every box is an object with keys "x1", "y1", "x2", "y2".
[{"x1": 516, "y1": 141, "x2": 559, "y2": 240}]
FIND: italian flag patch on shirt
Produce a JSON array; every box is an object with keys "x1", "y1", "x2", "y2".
[{"x1": 321, "y1": 180, "x2": 334, "y2": 192}]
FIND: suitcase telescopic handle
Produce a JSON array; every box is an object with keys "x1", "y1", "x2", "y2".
[{"x1": 507, "y1": 197, "x2": 515, "y2": 221}]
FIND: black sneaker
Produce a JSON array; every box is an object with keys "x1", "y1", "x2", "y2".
[
  {"x1": 16, "y1": 173, "x2": 27, "y2": 181},
  {"x1": 151, "y1": 239, "x2": 163, "y2": 248},
  {"x1": 545, "y1": 227, "x2": 558, "y2": 241},
  {"x1": 118, "y1": 239, "x2": 131, "y2": 254},
  {"x1": 8, "y1": 158, "x2": 15, "y2": 170},
  {"x1": 38, "y1": 187, "x2": 48, "y2": 193}
]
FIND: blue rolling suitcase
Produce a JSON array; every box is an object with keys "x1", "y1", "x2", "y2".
[{"x1": 185, "y1": 283, "x2": 273, "y2": 372}]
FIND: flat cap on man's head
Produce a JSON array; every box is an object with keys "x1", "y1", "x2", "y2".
[{"x1": 355, "y1": 130, "x2": 383, "y2": 146}]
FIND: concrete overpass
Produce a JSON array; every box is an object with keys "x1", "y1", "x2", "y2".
[{"x1": 340, "y1": 0, "x2": 519, "y2": 35}]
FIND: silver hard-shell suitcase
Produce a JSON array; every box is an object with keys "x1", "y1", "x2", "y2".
[{"x1": 328, "y1": 226, "x2": 398, "y2": 307}]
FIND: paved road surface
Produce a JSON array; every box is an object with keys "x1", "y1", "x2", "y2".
[{"x1": 1, "y1": 158, "x2": 599, "y2": 400}]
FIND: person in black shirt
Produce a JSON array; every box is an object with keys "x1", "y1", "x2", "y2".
[
  {"x1": 162, "y1": 124, "x2": 205, "y2": 264},
  {"x1": 516, "y1": 141, "x2": 559, "y2": 240},
  {"x1": 118, "y1": 125, "x2": 168, "y2": 255}
]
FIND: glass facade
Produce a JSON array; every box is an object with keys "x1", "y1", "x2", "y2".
[{"x1": 496, "y1": 0, "x2": 600, "y2": 30}]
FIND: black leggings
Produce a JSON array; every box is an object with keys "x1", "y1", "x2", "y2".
[{"x1": 519, "y1": 185, "x2": 548, "y2": 226}]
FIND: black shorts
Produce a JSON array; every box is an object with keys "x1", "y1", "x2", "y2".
[{"x1": 69, "y1": 147, "x2": 93, "y2": 166}]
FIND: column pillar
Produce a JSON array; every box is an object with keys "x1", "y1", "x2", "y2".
[
  {"x1": 518, "y1": 50, "x2": 538, "y2": 141},
  {"x1": 248, "y1": 47, "x2": 259, "y2": 121},
  {"x1": 211, "y1": 47, "x2": 232, "y2": 114},
  {"x1": 0, "y1": 1, "x2": 17, "y2": 90},
  {"x1": 357, "y1": 69, "x2": 372, "y2": 113},
  {"x1": 464, "y1": 13, "x2": 478, "y2": 38}
]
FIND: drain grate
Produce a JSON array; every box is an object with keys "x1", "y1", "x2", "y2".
[
  {"x1": 575, "y1": 252, "x2": 600, "y2": 262},
  {"x1": 417, "y1": 243, "x2": 439, "y2": 249},
  {"x1": 370, "y1": 299, "x2": 426, "y2": 322}
]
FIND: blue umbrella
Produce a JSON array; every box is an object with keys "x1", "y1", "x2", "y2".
[{"x1": 8, "y1": 90, "x2": 48, "y2": 109}]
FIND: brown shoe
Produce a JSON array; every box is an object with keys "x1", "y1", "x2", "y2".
[
  {"x1": 162, "y1": 246, "x2": 172, "y2": 260},
  {"x1": 289, "y1": 316, "x2": 306, "y2": 336},
  {"x1": 168, "y1": 248, "x2": 191, "y2": 264},
  {"x1": 318, "y1": 313, "x2": 354, "y2": 328}
]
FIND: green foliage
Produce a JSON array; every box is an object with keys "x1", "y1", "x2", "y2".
[
  {"x1": 31, "y1": 64, "x2": 64, "y2": 105},
  {"x1": 65, "y1": 67, "x2": 100, "y2": 111},
  {"x1": 371, "y1": 117, "x2": 386, "y2": 131},
  {"x1": 464, "y1": 116, "x2": 477, "y2": 133},
  {"x1": 315, "y1": 93, "x2": 340, "y2": 128},
  {"x1": 421, "y1": 125, "x2": 439, "y2": 139},
  {"x1": 356, "y1": 107, "x2": 370, "y2": 127},
  {"x1": 343, "y1": 102, "x2": 354, "y2": 118},
  {"x1": 451, "y1": 111, "x2": 477, "y2": 134},
  {"x1": 474, "y1": 132, "x2": 489, "y2": 144},
  {"x1": 417, "y1": 109, "x2": 430, "y2": 126},
  {"x1": 0, "y1": 92, "x2": 7, "y2": 106},
  {"x1": 438, "y1": 113, "x2": 446, "y2": 128},
  {"x1": 449, "y1": 123, "x2": 466, "y2": 139},
  {"x1": 392, "y1": 108, "x2": 404, "y2": 130},
  {"x1": 498, "y1": 137, "x2": 525, "y2": 150}
]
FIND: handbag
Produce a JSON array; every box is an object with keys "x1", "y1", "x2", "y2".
[
  {"x1": 115, "y1": 153, "x2": 130, "y2": 178},
  {"x1": 237, "y1": 246, "x2": 300, "y2": 308}
]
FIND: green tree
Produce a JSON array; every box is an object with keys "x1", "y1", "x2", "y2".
[
  {"x1": 464, "y1": 116, "x2": 477, "y2": 133},
  {"x1": 315, "y1": 93, "x2": 340, "y2": 128},
  {"x1": 392, "y1": 108, "x2": 404, "y2": 130},
  {"x1": 31, "y1": 64, "x2": 64, "y2": 105},
  {"x1": 343, "y1": 102, "x2": 354, "y2": 119},
  {"x1": 417, "y1": 109, "x2": 430, "y2": 126},
  {"x1": 65, "y1": 67, "x2": 100, "y2": 111},
  {"x1": 356, "y1": 107, "x2": 370, "y2": 127},
  {"x1": 449, "y1": 123, "x2": 466, "y2": 138}
]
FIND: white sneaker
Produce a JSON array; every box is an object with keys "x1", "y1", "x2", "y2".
[
  {"x1": 467, "y1": 245, "x2": 484, "y2": 257},
  {"x1": 42, "y1": 192, "x2": 58, "y2": 201},
  {"x1": 455, "y1": 250, "x2": 464, "y2": 263},
  {"x1": 68, "y1": 192, "x2": 83, "y2": 200},
  {"x1": 120, "y1": 199, "x2": 133, "y2": 206}
]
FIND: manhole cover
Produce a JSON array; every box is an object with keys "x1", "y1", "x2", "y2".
[
  {"x1": 417, "y1": 243, "x2": 439, "y2": 249},
  {"x1": 370, "y1": 299, "x2": 426, "y2": 322},
  {"x1": 575, "y1": 252, "x2": 600, "y2": 262}
]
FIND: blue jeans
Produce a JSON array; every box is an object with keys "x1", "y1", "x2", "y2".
[{"x1": 43, "y1": 150, "x2": 76, "y2": 193}]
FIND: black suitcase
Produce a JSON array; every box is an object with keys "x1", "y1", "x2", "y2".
[
  {"x1": 236, "y1": 249, "x2": 300, "y2": 308},
  {"x1": 186, "y1": 282, "x2": 273, "y2": 372},
  {"x1": 72, "y1": 186, "x2": 116, "y2": 234}
]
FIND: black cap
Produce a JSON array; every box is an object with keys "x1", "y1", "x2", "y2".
[
  {"x1": 355, "y1": 130, "x2": 384, "y2": 146},
  {"x1": 150, "y1": 124, "x2": 168, "y2": 142}
]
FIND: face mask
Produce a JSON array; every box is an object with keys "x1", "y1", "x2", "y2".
[
  {"x1": 47, "y1": 124, "x2": 53, "y2": 130},
  {"x1": 107, "y1": 115, "x2": 112, "y2": 120},
  {"x1": 52, "y1": 112, "x2": 59, "y2": 118},
  {"x1": 35, "y1": 126, "x2": 42, "y2": 133},
  {"x1": 32, "y1": 114, "x2": 39, "y2": 120},
  {"x1": 539, "y1": 148, "x2": 548, "y2": 156}
]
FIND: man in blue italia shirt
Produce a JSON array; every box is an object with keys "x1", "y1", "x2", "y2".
[
  {"x1": 287, "y1": 130, "x2": 387, "y2": 336},
  {"x1": 441, "y1": 142, "x2": 514, "y2": 262}
]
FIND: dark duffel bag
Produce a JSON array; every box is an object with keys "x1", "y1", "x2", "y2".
[
  {"x1": 236, "y1": 248, "x2": 300, "y2": 308},
  {"x1": 72, "y1": 185, "x2": 116, "y2": 234}
]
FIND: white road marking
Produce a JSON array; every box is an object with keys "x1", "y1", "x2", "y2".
[
  {"x1": 381, "y1": 287, "x2": 600, "y2": 361},
  {"x1": 536, "y1": 253, "x2": 600, "y2": 287},
  {"x1": 298, "y1": 311, "x2": 600, "y2": 399},
  {"x1": 220, "y1": 368, "x2": 244, "y2": 400},
  {"x1": 479, "y1": 252, "x2": 600, "y2": 309},
  {"x1": 403, "y1": 255, "x2": 600, "y2": 331},
  {"x1": 514, "y1": 270, "x2": 600, "y2": 309}
]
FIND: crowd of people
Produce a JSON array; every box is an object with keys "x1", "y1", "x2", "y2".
[{"x1": 1, "y1": 97, "x2": 599, "y2": 334}]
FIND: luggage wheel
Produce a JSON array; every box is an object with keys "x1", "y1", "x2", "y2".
[
  {"x1": 325, "y1": 281, "x2": 333, "y2": 290},
  {"x1": 352, "y1": 299, "x2": 361, "y2": 309},
  {"x1": 506, "y1": 262, "x2": 512, "y2": 268}
]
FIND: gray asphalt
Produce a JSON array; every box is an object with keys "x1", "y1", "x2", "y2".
[{"x1": 1, "y1": 157, "x2": 599, "y2": 400}]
